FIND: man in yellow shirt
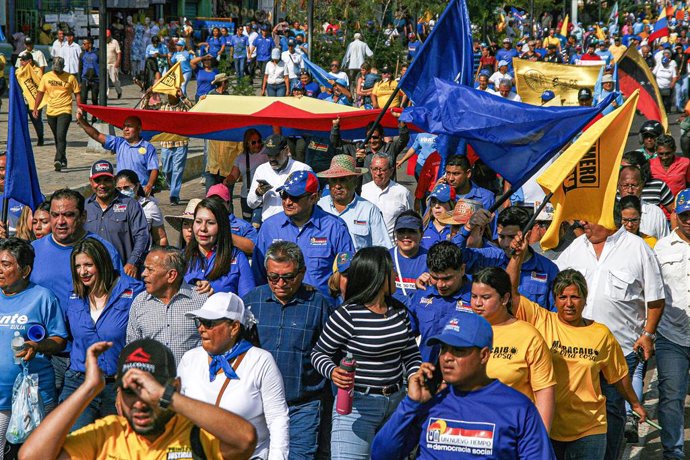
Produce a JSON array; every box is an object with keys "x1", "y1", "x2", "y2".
[
  {"x1": 371, "y1": 65, "x2": 400, "y2": 108},
  {"x1": 33, "y1": 56, "x2": 81, "y2": 171},
  {"x1": 20, "y1": 339, "x2": 258, "y2": 460},
  {"x1": 543, "y1": 29, "x2": 561, "y2": 51}
]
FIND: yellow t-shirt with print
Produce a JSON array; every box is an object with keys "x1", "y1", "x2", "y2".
[
  {"x1": 516, "y1": 296, "x2": 629, "y2": 442},
  {"x1": 487, "y1": 319, "x2": 556, "y2": 402},
  {"x1": 37, "y1": 71, "x2": 79, "y2": 116},
  {"x1": 62, "y1": 414, "x2": 223, "y2": 460},
  {"x1": 372, "y1": 79, "x2": 400, "y2": 108}
]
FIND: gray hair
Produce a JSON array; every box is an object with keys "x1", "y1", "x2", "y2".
[
  {"x1": 264, "y1": 241, "x2": 305, "y2": 271},
  {"x1": 151, "y1": 246, "x2": 187, "y2": 277},
  {"x1": 371, "y1": 153, "x2": 392, "y2": 168},
  {"x1": 499, "y1": 78, "x2": 513, "y2": 89}
]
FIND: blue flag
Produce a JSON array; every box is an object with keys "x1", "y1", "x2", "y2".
[
  {"x1": 400, "y1": 78, "x2": 614, "y2": 190},
  {"x1": 398, "y1": 0, "x2": 473, "y2": 105},
  {"x1": 301, "y1": 54, "x2": 334, "y2": 90},
  {"x1": 6, "y1": 67, "x2": 44, "y2": 211}
]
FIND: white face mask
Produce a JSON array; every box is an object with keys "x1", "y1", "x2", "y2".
[{"x1": 119, "y1": 188, "x2": 136, "y2": 198}]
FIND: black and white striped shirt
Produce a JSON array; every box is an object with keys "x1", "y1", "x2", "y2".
[{"x1": 311, "y1": 303, "x2": 421, "y2": 388}]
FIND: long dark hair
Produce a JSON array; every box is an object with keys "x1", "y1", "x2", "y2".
[
  {"x1": 70, "y1": 238, "x2": 116, "y2": 299},
  {"x1": 344, "y1": 247, "x2": 394, "y2": 306},
  {"x1": 184, "y1": 198, "x2": 234, "y2": 281},
  {"x1": 473, "y1": 267, "x2": 512, "y2": 313}
]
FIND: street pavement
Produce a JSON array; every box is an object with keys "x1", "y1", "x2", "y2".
[{"x1": 0, "y1": 75, "x2": 688, "y2": 458}]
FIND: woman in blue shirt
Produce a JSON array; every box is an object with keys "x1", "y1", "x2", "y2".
[
  {"x1": 198, "y1": 27, "x2": 225, "y2": 60},
  {"x1": 390, "y1": 211, "x2": 428, "y2": 303},
  {"x1": 59, "y1": 238, "x2": 144, "y2": 431},
  {"x1": 0, "y1": 238, "x2": 67, "y2": 453},
  {"x1": 421, "y1": 184, "x2": 455, "y2": 249},
  {"x1": 169, "y1": 39, "x2": 194, "y2": 97},
  {"x1": 191, "y1": 54, "x2": 218, "y2": 101},
  {"x1": 184, "y1": 198, "x2": 255, "y2": 297}
]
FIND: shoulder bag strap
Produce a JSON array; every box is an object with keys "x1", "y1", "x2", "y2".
[{"x1": 214, "y1": 351, "x2": 248, "y2": 406}]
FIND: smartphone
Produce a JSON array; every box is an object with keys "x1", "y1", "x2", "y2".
[
  {"x1": 424, "y1": 358, "x2": 443, "y2": 394},
  {"x1": 635, "y1": 346, "x2": 646, "y2": 363},
  {"x1": 257, "y1": 179, "x2": 270, "y2": 187}
]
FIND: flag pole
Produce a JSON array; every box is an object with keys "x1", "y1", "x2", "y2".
[
  {"x1": 488, "y1": 186, "x2": 516, "y2": 213},
  {"x1": 1, "y1": 197, "x2": 8, "y2": 231},
  {"x1": 522, "y1": 193, "x2": 554, "y2": 234},
  {"x1": 363, "y1": 85, "x2": 402, "y2": 144}
]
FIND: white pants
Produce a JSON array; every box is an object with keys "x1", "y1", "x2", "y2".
[{"x1": 107, "y1": 65, "x2": 121, "y2": 95}]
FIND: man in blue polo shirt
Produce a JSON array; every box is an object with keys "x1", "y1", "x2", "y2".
[
  {"x1": 254, "y1": 26, "x2": 275, "y2": 80},
  {"x1": 407, "y1": 241, "x2": 471, "y2": 362},
  {"x1": 371, "y1": 312, "x2": 556, "y2": 460},
  {"x1": 496, "y1": 37, "x2": 519, "y2": 74},
  {"x1": 76, "y1": 113, "x2": 159, "y2": 195},
  {"x1": 83, "y1": 160, "x2": 149, "y2": 278},
  {"x1": 252, "y1": 170, "x2": 354, "y2": 298},
  {"x1": 244, "y1": 241, "x2": 333, "y2": 458}
]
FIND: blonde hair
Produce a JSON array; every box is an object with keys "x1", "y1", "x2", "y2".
[{"x1": 15, "y1": 207, "x2": 34, "y2": 241}]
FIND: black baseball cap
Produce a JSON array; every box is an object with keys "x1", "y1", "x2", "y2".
[
  {"x1": 578, "y1": 88, "x2": 593, "y2": 100},
  {"x1": 116, "y1": 339, "x2": 176, "y2": 386},
  {"x1": 90, "y1": 160, "x2": 115, "y2": 179},
  {"x1": 24, "y1": 37, "x2": 33, "y2": 44},
  {"x1": 263, "y1": 135, "x2": 288, "y2": 156}
]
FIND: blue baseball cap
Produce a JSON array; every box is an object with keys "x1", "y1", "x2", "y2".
[
  {"x1": 394, "y1": 214, "x2": 423, "y2": 232},
  {"x1": 427, "y1": 311, "x2": 493, "y2": 350},
  {"x1": 428, "y1": 184, "x2": 456, "y2": 203},
  {"x1": 676, "y1": 188, "x2": 690, "y2": 214},
  {"x1": 541, "y1": 90, "x2": 556, "y2": 101},
  {"x1": 276, "y1": 170, "x2": 320, "y2": 196},
  {"x1": 498, "y1": 60, "x2": 509, "y2": 67},
  {"x1": 176, "y1": 38, "x2": 186, "y2": 46}
]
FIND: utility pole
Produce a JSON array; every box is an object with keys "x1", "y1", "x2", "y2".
[
  {"x1": 307, "y1": 0, "x2": 313, "y2": 57},
  {"x1": 98, "y1": 0, "x2": 107, "y2": 107}
]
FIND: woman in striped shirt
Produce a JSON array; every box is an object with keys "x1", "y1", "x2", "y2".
[{"x1": 311, "y1": 246, "x2": 421, "y2": 460}]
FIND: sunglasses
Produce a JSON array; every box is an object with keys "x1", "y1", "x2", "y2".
[
  {"x1": 267, "y1": 272, "x2": 300, "y2": 283},
  {"x1": 250, "y1": 140, "x2": 262, "y2": 145},
  {"x1": 330, "y1": 64, "x2": 339, "y2": 67},
  {"x1": 193, "y1": 317, "x2": 230, "y2": 329},
  {"x1": 370, "y1": 135, "x2": 381, "y2": 140},
  {"x1": 280, "y1": 191, "x2": 310, "y2": 201}
]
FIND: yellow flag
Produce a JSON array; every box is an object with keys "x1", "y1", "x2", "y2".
[
  {"x1": 595, "y1": 25, "x2": 606, "y2": 40},
  {"x1": 537, "y1": 90, "x2": 639, "y2": 250},
  {"x1": 151, "y1": 62, "x2": 184, "y2": 96},
  {"x1": 16, "y1": 64, "x2": 44, "y2": 109},
  {"x1": 560, "y1": 15, "x2": 569, "y2": 37}
]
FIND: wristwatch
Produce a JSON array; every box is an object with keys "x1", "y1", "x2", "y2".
[
  {"x1": 641, "y1": 330, "x2": 657, "y2": 341},
  {"x1": 159, "y1": 381, "x2": 176, "y2": 409}
]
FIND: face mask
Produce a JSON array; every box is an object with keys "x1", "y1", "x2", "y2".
[
  {"x1": 662, "y1": 57, "x2": 671, "y2": 65},
  {"x1": 119, "y1": 188, "x2": 136, "y2": 198}
]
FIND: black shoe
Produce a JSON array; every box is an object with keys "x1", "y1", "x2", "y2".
[
  {"x1": 117, "y1": 92, "x2": 122, "y2": 100},
  {"x1": 625, "y1": 415, "x2": 639, "y2": 444},
  {"x1": 61, "y1": 160, "x2": 67, "y2": 168},
  {"x1": 54, "y1": 161, "x2": 62, "y2": 172},
  {"x1": 170, "y1": 197, "x2": 180, "y2": 206},
  {"x1": 37, "y1": 139, "x2": 44, "y2": 146}
]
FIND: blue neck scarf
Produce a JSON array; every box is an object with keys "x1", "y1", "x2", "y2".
[{"x1": 208, "y1": 339, "x2": 253, "y2": 382}]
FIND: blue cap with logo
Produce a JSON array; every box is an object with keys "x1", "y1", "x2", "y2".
[
  {"x1": 676, "y1": 188, "x2": 690, "y2": 214},
  {"x1": 276, "y1": 170, "x2": 320, "y2": 196},
  {"x1": 427, "y1": 311, "x2": 493, "y2": 349},
  {"x1": 428, "y1": 183, "x2": 456, "y2": 203}
]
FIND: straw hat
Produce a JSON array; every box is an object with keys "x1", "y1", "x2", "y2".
[
  {"x1": 164, "y1": 198, "x2": 201, "y2": 231},
  {"x1": 316, "y1": 154, "x2": 368, "y2": 178}
]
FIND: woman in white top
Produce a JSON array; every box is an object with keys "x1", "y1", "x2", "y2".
[
  {"x1": 178, "y1": 292, "x2": 290, "y2": 460},
  {"x1": 262, "y1": 48, "x2": 289, "y2": 96},
  {"x1": 114, "y1": 169, "x2": 168, "y2": 247},
  {"x1": 652, "y1": 49, "x2": 678, "y2": 114},
  {"x1": 224, "y1": 128, "x2": 268, "y2": 225}
]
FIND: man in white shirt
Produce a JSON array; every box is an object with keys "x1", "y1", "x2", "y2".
[
  {"x1": 653, "y1": 188, "x2": 690, "y2": 460},
  {"x1": 361, "y1": 153, "x2": 412, "y2": 240},
  {"x1": 246, "y1": 24, "x2": 259, "y2": 77},
  {"x1": 50, "y1": 29, "x2": 65, "y2": 60},
  {"x1": 247, "y1": 135, "x2": 312, "y2": 222},
  {"x1": 618, "y1": 166, "x2": 669, "y2": 239},
  {"x1": 106, "y1": 30, "x2": 122, "y2": 99},
  {"x1": 281, "y1": 40, "x2": 303, "y2": 88},
  {"x1": 16, "y1": 37, "x2": 47, "y2": 73},
  {"x1": 493, "y1": 79, "x2": 522, "y2": 102},
  {"x1": 556, "y1": 212, "x2": 665, "y2": 460},
  {"x1": 63, "y1": 32, "x2": 82, "y2": 76},
  {"x1": 342, "y1": 32, "x2": 373, "y2": 84}
]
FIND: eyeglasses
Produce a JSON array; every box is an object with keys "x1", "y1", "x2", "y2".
[
  {"x1": 280, "y1": 191, "x2": 310, "y2": 201},
  {"x1": 622, "y1": 217, "x2": 641, "y2": 224},
  {"x1": 370, "y1": 135, "x2": 381, "y2": 140},
  {"x1": 193, "y1": 317, "x2": 230, "y2": 329},
  {"x1": 267, "y1": 272, "x2": 301, "y2": 283},
  {"x1": 619, "y1": 183, "x2": 641, "y2": 190},
  {"x1": 330, "y1": 64, "x2": 339, "y2": 68},
  {"x1": 370, "y1": 167, "x2": 390, "y2": 173}
]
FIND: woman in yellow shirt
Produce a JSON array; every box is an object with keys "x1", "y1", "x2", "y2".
[
  {"x1": 470, "y1": 267, "x2": 556, "y2": 432},
  {"x1": 507, "y1": 233, "x2": 647, "y2": 460},
  {"x1": 33, "y1": 56, "x2": 81, "y2": 172}
]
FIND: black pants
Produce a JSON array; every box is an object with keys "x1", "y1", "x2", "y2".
[
  {"x1": 80, "y1": 79, "x2": 99, "y2": 106},
  {"x1": 47, "y1": 113, "x2": 71, "y2": 164},
  {"x1": 28, "y1": 106, "x2": 44, "y2": 143}
]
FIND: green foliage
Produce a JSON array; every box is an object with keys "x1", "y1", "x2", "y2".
[{"x1": 216, "y1": 58, "x2": 259, "y2": 96}]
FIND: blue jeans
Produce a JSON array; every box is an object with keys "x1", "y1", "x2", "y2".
[
  {"x1": 59, "y1": 369, "x2": 118, "y2": 431},
  {"x1": 600, "y1": 351, "x2": 638, "y2": 460},
  {"x1": 288, "y1": 398, "x2": 321, "y2": 460},
  {"x1": 625, "y1": 359, "x2": 647, "y2": 414},
  {"x1": 181, "y1": 71, "x2": 193, "y2": 97},
  {"x1": 161, "y1": 144, "x2": 189, "y2": 200},
  {"x1": 674, "y1": 75, "x2": 688, "y2": 112},
  {"x1": 551, "y1": 433, "x2": 606, "y2": 460},
  {"x1": 267, "y1": 83, "x2": 286, "y2": 97},
  {"x1": 235, "y1": 58, "x2": 246, "y2": 80},
  {"x1": 330, "y1": 388, "x2": 405, "y2": 460},
  {"x1": 655, "y1": 334, "x2": 690, "y2": 460}
]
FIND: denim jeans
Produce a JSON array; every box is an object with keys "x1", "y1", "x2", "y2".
[
  {"x1": 28, "y1": 106, "x2": 44, "y2": 143},
  {"x1": 240, "y1": 197, "x2": 262, "y2": 226},
  {"x1": 181, "y1": 71, "x2": 193, "y2": 97},
  {"x1": 59, "y1": 369, "x2": 118, "y2": 431},
  {"x1": 161, "y1": 144, "x2": 189, "y2": 200},
  {"x1": 675, "y1": 75, "x2": 688, "y2": 112},
  {"x1": 267, "y1": 83, "x2": 286, "y2": 97},
  {"x1": 625, "y1": 359, "x2": 647, "y2": 414},
  {"x1": 600, "y1": 351, "x2": 638, "y2": 460},
  {"x1": 288, "y1": 398, "x2": 321, "y2": 460},
  {"x1": 330, "y1": 388, "x2": 405, "y2": 460},
  {"x1": 47, "y1": 113, "x2": 72, "y2": 163},
  {"x1": 551, "y1": 433, "x2": 606, "y2": 460},
  {"x1": 655, "y1": 334, "x2": 690, "y2": 460},
  {"x1": 235, "y1": 57, "x2": 246, "y2": 80}
]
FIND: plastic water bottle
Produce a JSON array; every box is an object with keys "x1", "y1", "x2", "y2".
[
  {"x1": 11, "y1": 332, "x2": 25, "y2": 365},
  {"x1": 336, "y1": 352, "x2": 357, "y2": 415}
]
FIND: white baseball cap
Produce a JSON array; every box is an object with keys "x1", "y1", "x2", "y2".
[
  {"x1": 185, "y1": 292, "x2": 256, "y2": 327},
  {"x1": 534, "y1": 201, "x2": 555, "y2": 221}
]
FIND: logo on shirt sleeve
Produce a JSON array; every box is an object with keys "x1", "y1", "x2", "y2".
[
  {"x1": 122, "y1": 289, "x2": 133, "y2": 299},
  {"x1": 426, "y1": 418, "x2": 495, "y2": 455}
]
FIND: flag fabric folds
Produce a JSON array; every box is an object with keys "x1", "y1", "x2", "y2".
[
  {"x1": 617, "y1": 46, "x2": 668, "y2": 130},
  {"x1": 301, "y1": 54, "x2": 334, "y2": 89},
  {"x1": 397, "y1": 0, "x2": 474, "y2": 105},
  {"x1": 537, "y1": 91, "x2": 639, "y2": 250},
  {"x1": 608, "y1": 2, "x2": 619, "y2": 25},
  {"x1": 15, "y1": 63, "x2": 44, "y2": 110},
  {"x1": 151, "y1": 62, "x2": 184, "y2": 96},
  {"x1": 647, "y1": 17, "x2": 669, "y2": 43},
  {"x1": 6, "y1": 68, "x2": 44, "y2": 210},
  {"x1": 560, "y1": 15, "x2": 569, "y2": 37},
  {"x1": 399, "y1": 78, "x2": 614, "y2": 190}
]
